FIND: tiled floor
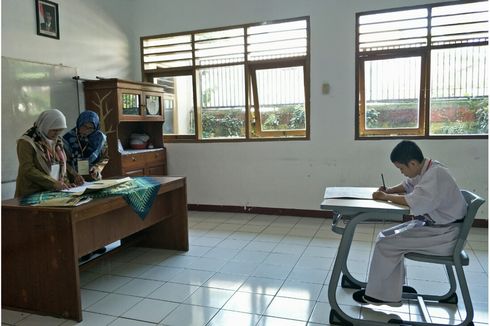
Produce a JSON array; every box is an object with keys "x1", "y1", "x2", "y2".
[{"x1": 2, "y1": 211, "x2": 488, "y2": 325}]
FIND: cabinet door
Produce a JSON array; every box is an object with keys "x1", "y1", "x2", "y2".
[
  {"x1": 143, "y1": 91, "x2": 164, "y2": 121},
  {"x1": 120, "y1": 89, "x2": 143, "y2": 120}
]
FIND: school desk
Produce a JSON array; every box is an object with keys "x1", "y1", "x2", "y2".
[{"x1": 321, "y1": 187, "x2": 410, "y2": 325}]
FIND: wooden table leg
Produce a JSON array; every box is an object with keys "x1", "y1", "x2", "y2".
[{"x1": 2, "y1": 209, "x2": 82, "y2": 321}]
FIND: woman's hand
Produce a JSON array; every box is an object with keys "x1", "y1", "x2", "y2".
[
  {"x1": 53, "y1": 180, "x2": 70, "y2": 191},
  {"x1": 73, "y1": 174, "x2": 85, "y2": 186},
  {"x1": 89, "y1": 167, "x2": 101, "y2": 180}
]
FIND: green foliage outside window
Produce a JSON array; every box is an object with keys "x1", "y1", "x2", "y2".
[{"x1": 365, "y1": 97, "x2": 488, "y2": 134}]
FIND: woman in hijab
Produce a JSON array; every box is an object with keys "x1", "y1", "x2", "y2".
[
  {"x1": 63, "y1": 110, "x2": 109, "y2": 181},
  {"x1": 15, "y1": 109, "x2": 83, "y2": 197}
]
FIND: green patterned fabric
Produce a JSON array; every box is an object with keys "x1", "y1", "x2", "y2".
[{"x1": 20, "y1": 177, "x2": 161, "y2": 220}]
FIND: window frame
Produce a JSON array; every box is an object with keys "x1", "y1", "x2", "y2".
[
  {"x1": 248, "y1": 58, "x2": 309, "y2": 138},
  {"x1": 355, "y1": 0, "x2": 488, "y2": 140},
  {"x1": 141, "y1": 17, "x2": 310, "y2": 143}
]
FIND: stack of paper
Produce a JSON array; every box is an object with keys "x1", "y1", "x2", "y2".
[
  {"x1": 62, "y1": 177, "x2": 132, "y2": 196},
  {"x1": 323, "y1": 187, "x2": 378, "y2": 199}
]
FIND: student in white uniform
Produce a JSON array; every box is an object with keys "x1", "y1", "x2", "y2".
[{"x1": 353, "y1": 140, "x2": 467, "y2": 306}]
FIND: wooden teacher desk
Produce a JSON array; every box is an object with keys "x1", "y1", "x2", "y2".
[{"x1": 2, "y1": 176, "x2": 188, "y2": 322}]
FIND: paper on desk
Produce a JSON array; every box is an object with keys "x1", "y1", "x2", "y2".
[
  {"x1": 323, "y1": 187, "x2": 378, "y2": 199},
  {"x1": 33, "y1": 196, "x2": 93, "y2": 207},
  {"x1": 62, "y1": 177, "x2": 132, "y2": 196}
]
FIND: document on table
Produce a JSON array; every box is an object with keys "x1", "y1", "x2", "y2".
[
  {"x1": 62, "y1": 177, "x2": 132, "y2": 196},
  {"x1": 323, "y1": 187, "x2": 378, "y2": 199},
  {"x1": 34, "y1": 196, "x2": 93, "y2": 207}
]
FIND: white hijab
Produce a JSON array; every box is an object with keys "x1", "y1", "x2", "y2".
[{"x1": 34, "y1": 109, "x2": 67, "y2": 137}]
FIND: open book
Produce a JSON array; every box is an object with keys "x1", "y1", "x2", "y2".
[
  {"x1": 324, "y1": 187, "x2": 378, "y2": 199},
  {"x1": 62, "y1": 177, "x2": 132, "y2": 196}
]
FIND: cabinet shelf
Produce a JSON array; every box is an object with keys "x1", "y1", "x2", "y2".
[{"x1": 83, "y1": 79, "x2": 167, "y2": 178}]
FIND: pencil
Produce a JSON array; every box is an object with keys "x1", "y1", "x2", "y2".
[{"x1": 381, "y1": 173, "x2": 386, "y2": 189}]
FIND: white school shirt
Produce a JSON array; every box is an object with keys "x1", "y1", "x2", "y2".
[{"x1": 402, "y1": 159, "x2": 467, "y2": 225}]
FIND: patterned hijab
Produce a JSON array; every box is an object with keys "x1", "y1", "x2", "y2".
[
  {"x1": 63, "y1": 111, "x2": 107, "y2": 169},
  {"x1": 19, "y1": 109, "x2": 68, "y2": 180}
]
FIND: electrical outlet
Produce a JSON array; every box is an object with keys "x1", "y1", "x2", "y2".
[{"x1": 322, "y1": 83, "x2": 330, "y2": 95}]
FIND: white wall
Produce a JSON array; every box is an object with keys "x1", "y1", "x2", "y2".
[
  {"x1": 2, "y1": 0, "x2": 132, "y2": 79},
  {"x1": 2, "y1": 0, "x2": 488, "y2": 220}
]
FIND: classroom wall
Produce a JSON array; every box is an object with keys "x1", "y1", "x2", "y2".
[
  {"x1": 2, "y1": 0, "x2": 488, "y2": 220},
  {"x1": 1, "y1": 0, "x2": 133, "y2": 80}
]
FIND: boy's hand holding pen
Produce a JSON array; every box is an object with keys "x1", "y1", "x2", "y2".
[{"x1": 373, "y1": 173, "x2": 388, "y2": 200}]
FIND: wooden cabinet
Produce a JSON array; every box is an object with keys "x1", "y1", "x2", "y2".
[
  {"x1": 83, "y1": 79, "x2": 167, "y2": 178},
  {"x1": 121, "y1": 149, "x2": 166, "y2": 176}
]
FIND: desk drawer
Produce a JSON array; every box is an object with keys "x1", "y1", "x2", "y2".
[
  {"x1": 121, "y1": 154, "x2": 145, "y2": 170},
  {"x1": 145, "y1": 150, "x2": 165, "y2": 162}
]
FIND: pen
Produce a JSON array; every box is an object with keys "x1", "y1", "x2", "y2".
[{"x1": 381, "y1": 173, "x2": 386, "y2": 189}]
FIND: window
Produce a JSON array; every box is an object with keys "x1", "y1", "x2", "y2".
[
  {"x1": 141, "y1": 17, "x2": 310, "y2": 141},
  {"x1": 356, "y1": 1, "x2": 488, "y2": 138}
]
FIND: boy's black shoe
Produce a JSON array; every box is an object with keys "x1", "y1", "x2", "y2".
[
  {"x1": 353, "y1": 289, "x2": 402, "y2": 307},
  {"x1": 353, "y1": 289, "x2": 367, "y2": 304},
  {"x1": 363, "y1": 294, "x2": 402, "y2": 307}
]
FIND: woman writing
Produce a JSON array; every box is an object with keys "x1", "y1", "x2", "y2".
[
  {"x1": 63, "y1": 111, "x2": 109, "y2": 181},
  {"x1": 15, "y1": 109, "x2": 83, "y2": 197}
]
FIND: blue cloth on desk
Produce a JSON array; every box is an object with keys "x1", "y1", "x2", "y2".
[{"x1": 20, "y1": 177, "x2": 161, "y2": 220}]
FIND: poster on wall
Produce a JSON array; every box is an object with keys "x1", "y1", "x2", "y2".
[{"x1": 36, "y1": 0, "x2": 59, "y2": 39}]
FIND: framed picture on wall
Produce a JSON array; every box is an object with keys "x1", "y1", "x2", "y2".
[{"x1": 36, "y1": 0, "x2": 59, "y2": 39}]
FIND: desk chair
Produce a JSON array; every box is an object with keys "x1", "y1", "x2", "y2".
[{"x1": 390, "y1": 190, "x2": 485, "y2": 326}]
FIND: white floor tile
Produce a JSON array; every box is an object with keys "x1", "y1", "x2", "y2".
[
  {"x1": 277, "y1": 280, "x2": 322, "y2": 301},
  {"x1": 80, "y1": 288, "x2": 109, "y2": 309},
  {"x1": 264, "y1": 296, "x2": 315, "y2": 321},
  {"x1": 82, "y1": 274, "x2": 132, "y2": 292},
  {"x1": 148, "y1": 282, "x2": 199, "y2": 303},
  {"x1": 207, "y1": 310, "x2": 261, "y2": 326},
  {"x1": 61, "y1": 311, "x2": 116, "y2": 325},
  {"x1": 169, "y1": 269, "x2": 215, "y2": 286},
  {"x1": 4, "y1": 212, "x2": 487, "y2": 326},
  {"x1": 238, "y1": 276, "x2": 284, "y2": 296},
  {"x1": 257, "y1": 316, "x2": 306, "y2": 326},
  {"x1": 184, "y1": 287, "x2": 234, "y2": 308},
  {"x1": 122, "y1": 298, "x2": 178, "y2": 323},
  {"x1": 162, "y1": 304, "x2": 218, "y2": 326},
  {"x1": 1, "y1": 309, "x2": 30, "y2": 325},
  {"x1": 15, "y1": 314, "x2": 66, "y2": 326},
  {"x1": 114, "y1": 278, "x2": 164, "y2": 297},
  {"x1": 203, "y1": 272, "x2": 249, "y2": 291},
  {"x1": 139, "y1": 266, "x2": 183, "y2": 282},
  {"x1": 222, "y1": 291, "x2": 274, "y2": 314},
  {"x1": 85, "y1": 293, "x2": 141, "y2": 316},
  {"x1": 106, "y1": 317, "x2": 155, "y2": 326}
]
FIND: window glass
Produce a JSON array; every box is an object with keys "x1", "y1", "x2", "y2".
[
  {"x1": 430, "y1": 46, "x2": 488, "y2": 135},
  {"x1": 364, "y1": 57, "x2": 421, "y2": 130},
  {"x1": 199, "y1": 65, "x2": 245, "y2": 139},
  {"x1": 254, "y1": 66, "x2": 305, "y2": 133},
  {"x1": 154, "y1": 76, "x2": 195, "y2": 135}
]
